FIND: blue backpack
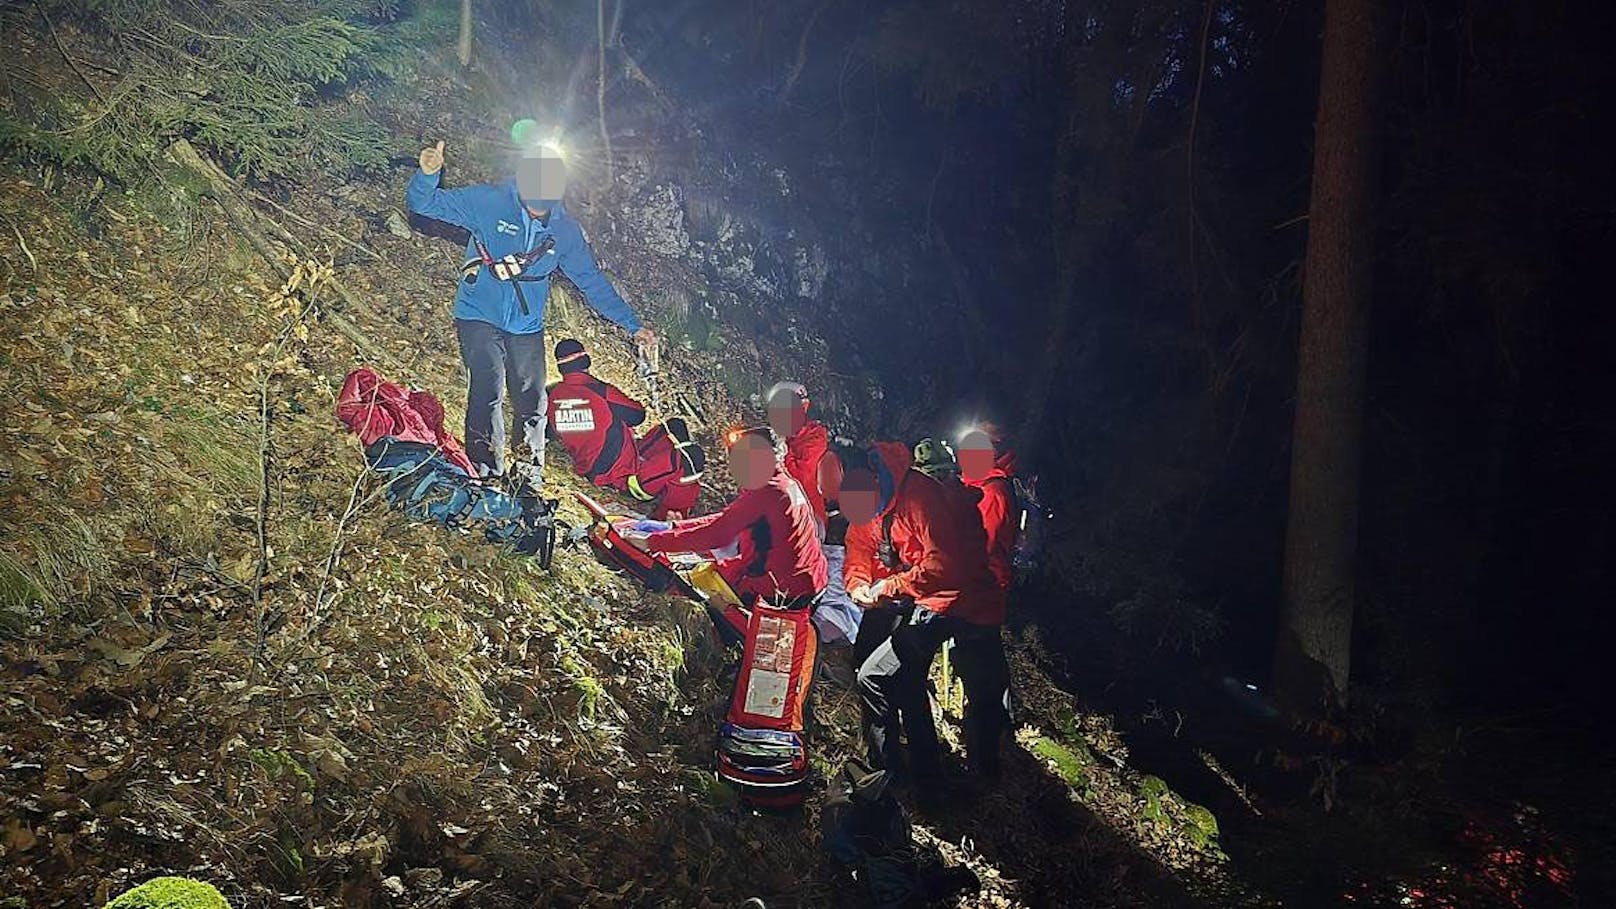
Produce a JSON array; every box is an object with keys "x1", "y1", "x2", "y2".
[
  {"x1": 1010, "y1": 474, "x2": 1054, "y2": 583},
  {"x1": 366, "y1": 439, "x2": 554, "y2": 562}
]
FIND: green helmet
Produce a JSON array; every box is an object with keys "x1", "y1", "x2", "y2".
[{"x1": 911, "y1": 437, "x2": 959, "y2": 477}]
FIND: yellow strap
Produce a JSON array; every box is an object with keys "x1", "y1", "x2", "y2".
[{"x1": 626, "y1": 475, "x2": 655, "y2": 501}]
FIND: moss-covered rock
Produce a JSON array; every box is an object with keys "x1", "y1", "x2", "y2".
[
  {"x1": 1028, "y1": 735, "x2": 1092, "y2": 792},
  {"x1": 106, "y1": 877, "x2": 229, "y2": 909},
  {"x1": 1183, "y1": 801, "x2": 1221, "y2": 851},
  {"x1": 1137, "y1": 774, "x2": 1223, "y2": 856}
]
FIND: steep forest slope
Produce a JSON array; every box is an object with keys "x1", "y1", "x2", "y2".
[{"x1": 0, "y1": 4, "x2": 1249, "y2": 908}]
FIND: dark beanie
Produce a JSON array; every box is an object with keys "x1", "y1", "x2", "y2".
[{"x1": 555, "y1": 338, "x2": 590, "y2": 373}]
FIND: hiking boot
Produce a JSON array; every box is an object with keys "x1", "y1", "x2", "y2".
[
  {"x1": 514, "y1": 496, "x2": 558, "y2": 566},
  {"x1": 920, "y1": 864, "x2": 980, "y2": 902},
  {"x1": 511, "y1": 459, "x2": 543, "y2": 494}
]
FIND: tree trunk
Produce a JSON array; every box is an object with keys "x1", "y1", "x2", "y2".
[
  {"x1": 1275, "y1": 0, "x2": 1381, "y2": 714},
  {"x1": 456, "y1": 0, "x2": 472, "y2": 67},
  {"x1": 597, "y1": 0, "x2": 614, "y2": 183}
]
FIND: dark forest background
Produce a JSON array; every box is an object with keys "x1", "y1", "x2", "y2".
[{"x1": 593, "y1": 0, "x2": 1616, "y2": 730}]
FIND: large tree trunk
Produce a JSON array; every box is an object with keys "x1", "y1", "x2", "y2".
[{"x1": 1275, "y1": 0, "x2": 1381, "y2": 714}]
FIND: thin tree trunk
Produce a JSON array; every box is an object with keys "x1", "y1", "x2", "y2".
[
  {"x1": 778, "y1": 0, "x2": 831, "y2": 107},
  {"x1": 456, "y1": 0, "x2": 472, "y2": 67},
  {"x1": 1275, "y1": 0, "x2": 1382, "y2": 714},
  {"x1": 598, "y1": 0, "x2": 614, "y2": 183}
]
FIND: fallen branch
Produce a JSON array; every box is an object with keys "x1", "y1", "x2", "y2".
[
  {"x1": 778, "y1": 0, "x2": 831, "y2": 107},
  {"x1": 11, "y1": 223, "x2": 37, "y2": 275},
  {"x1": 167, "y1": 139, "x2": 409, "y2": 373},
  {"x1": 246, "y1": 187, "x2": 383, "y2": 262}
]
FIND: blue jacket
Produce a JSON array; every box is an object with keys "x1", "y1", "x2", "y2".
[{"x1": 406, "y1": 169, "x2": 641, "y2": 336}]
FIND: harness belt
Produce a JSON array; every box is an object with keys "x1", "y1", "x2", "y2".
[{"x1": 461, "y1": 235, "x2": 558, "y2": 316}]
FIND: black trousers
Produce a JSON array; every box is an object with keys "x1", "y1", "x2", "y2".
[
  {"x1": 455, "y1": 320, "x2": 547, "y2": 477},
  {"x1": 855, "y1": 605, "x2": 949, "y2": 785},
  {"x1": 951, "y1": 622, "x2": 1011, "y2": 776}
]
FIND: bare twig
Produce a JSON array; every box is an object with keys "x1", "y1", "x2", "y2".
[
  {"x1": 11, "y1": 223, "x2": 37, "y2": 275},
  {"x1": 248, "y1": 357, "x2": 275, "y2": 675},
  {"x1": 33, "y1": 0, "x2": 106, "y2": 103},
  {"x1": 311, "y1": 460, "x2": 375, "y2": 620}
]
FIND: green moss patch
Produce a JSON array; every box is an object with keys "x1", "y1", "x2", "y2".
[
  {"x1": 106, "y1": 877, "x2": 229, "y2": 909},
  {"x1": 1028, "y1": 735, "x2": 1093, "y2": 792}
]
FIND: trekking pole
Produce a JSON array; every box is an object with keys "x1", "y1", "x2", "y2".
[{"x1": 636, "y1": 336, "x2": 662, "y2": 410}]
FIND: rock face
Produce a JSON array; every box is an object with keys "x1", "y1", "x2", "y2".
[
  {"x1": 793, "y1": 239, "x2": 828, "y2": 301},
  {"x1": 560, "y1": 65, "x2": 965, "y2": 440},
  {"x1": 630, "y1": 183, "x2": 691, "y2": 259}
]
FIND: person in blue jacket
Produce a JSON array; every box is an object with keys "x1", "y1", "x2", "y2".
[{"x1": 407, "y1": 139, "x2": 657, "y2": 481}]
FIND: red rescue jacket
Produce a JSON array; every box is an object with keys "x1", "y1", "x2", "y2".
[
  {"x1": 336, "y1": 367, "x2": 476, "y2": 475},
  {"x1": 964, "y1": 451, "x2": 1020, "y2": 591},
  {"x1": 647, "y1": 471, "x2": 827, "y2": 603},
  {"x1": 784, "y1": 416, "x2": 830, "y2": 531},
  {"x1": 546, "y1": 371, "x2": 646, "y2": 487},
  {"x1": 843, "y1": 441, "x2": 911, "y2": 595},
  {"x1": 855, "y1": 442, "x2": 1005, "y2": 626}
]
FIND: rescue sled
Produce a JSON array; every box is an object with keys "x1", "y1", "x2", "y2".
[{"x1": 572, "y1": 490, "x2": 818, "y2": 809}]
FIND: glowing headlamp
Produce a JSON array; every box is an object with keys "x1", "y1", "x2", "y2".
[{"x1": 510, "y1": 118, "x2": 566, "y2": 160}]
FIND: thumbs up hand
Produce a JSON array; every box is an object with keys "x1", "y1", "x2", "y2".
[{"x1": 419, "y1": 140, "x2": 445, "y2": 175}]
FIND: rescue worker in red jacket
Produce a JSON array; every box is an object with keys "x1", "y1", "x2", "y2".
[
  {"x1": 546, "y1": 339, "x2": 703, "y2": 518},
  {"x1": 641, "y1": 427, "x2": 827, "y2": 609},
  {"x1": 956, "y1": 426, "x2": 1019, "y2": 778},
  {"x1": 829, "y1": 441, "x2": 939, "y2": 773},
  {"x1": 835, "y1": 438, "x2": 1005, "y2": 788},
  {"x1": 768, "y1": 382, "x2": 830, "y2": 535},
  {"x1": 546, "y1": 338, "x2": 646, "y2": 489}
]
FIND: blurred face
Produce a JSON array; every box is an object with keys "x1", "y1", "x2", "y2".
[
  {"x1": 767, "y1": 386, "x2": 806, "y2": 438},
  {"x1": 839, "y1": 467, "x2": 881, "y2": 525},
  {"x1": 958, "y1": 428, "x2": 995, "y2": 482},
  {"x1": 517, "y1": 153, "x2": 568, "y2": 207},
  {"x1": 728, "y1": 434, "x2": 776, "y2": 491}
]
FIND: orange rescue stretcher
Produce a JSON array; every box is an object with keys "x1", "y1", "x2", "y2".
[{"x1": 574, "y1": 491, "x2": 818, "y2": 808}]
